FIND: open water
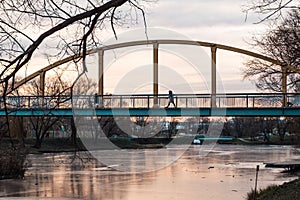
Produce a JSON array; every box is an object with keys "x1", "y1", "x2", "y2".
[{"x1": 0, "y1": 144, "x2": 299, "y2": 200}]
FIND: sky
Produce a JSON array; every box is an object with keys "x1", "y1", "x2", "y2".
[
  {"x1": 93, "y1": 0, "x2": 268, "y2": 94},
  {"x1": 20, "y1": 0, "x2": 272, "y2": 95},
  {"x1": 151, "y1": 1, "x2": 266, "y2": 47}
]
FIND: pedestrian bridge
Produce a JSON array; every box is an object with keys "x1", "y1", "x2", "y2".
[
  {"x1": 4, "y1": 39, "x2": 300, "y2": 117},
  {"x1": 1, "y1": 93, "x2": 300, "y2": 117}
]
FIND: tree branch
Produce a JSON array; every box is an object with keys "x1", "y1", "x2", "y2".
[{"x1": 1, "y1": 0, "x2": 129, "y2": 85}]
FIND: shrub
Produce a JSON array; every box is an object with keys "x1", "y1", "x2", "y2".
[{"x1": 0, "y1": 146, "x2": 28, "y2": 179}]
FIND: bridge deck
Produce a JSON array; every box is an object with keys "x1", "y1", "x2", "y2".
[
  {"x1": 1, "y1": 107, "x2": 300, "y2": 117},
  {"x1": 1, "y1": 93, "x2": 300, "y2": 116}
]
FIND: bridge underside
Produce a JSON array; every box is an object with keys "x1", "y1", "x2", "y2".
[{"x1": 2, "y1": 108, "x2": 300, "y2": 117}]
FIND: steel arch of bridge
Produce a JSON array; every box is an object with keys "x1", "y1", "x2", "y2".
[{"x1": 15, "y1": 39, "x2": 300, "y2": 107}]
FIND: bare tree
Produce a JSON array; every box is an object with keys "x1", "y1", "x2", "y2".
[
  {"x1": 0, "y1": 0, "x2": 151, "y2": 178},
  {"x1": 24, "y1": 75, "x2": 71, "y2": 148},
  {"x1": 244, "y1": 0, "x2": 300, "y2": 23},
  {"x1": 28, "y1": 76, "x2": 104, "y2": 148},
  {"x1": 0, "y1": 0, "x2": 151, "y2": 139},
  {"x1": 0, "y1": 0, "x2": 149, "y2": 88},
  {"x1": 243, "y1": 9, "x2": 300, "y2": 92}
]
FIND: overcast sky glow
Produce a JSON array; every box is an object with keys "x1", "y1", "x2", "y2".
[
  {"x1": 100, "y1": 0, "x2": 268, "y2": 94},
  {"x1": 20, "y1": 0, "x2": 271, "y2": 94}
]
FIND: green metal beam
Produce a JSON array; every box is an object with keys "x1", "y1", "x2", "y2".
[{"x1": 2, "y1": 107, "x2": 300, "y2": 117}]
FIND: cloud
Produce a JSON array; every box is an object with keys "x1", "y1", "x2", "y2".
[
  {"x1": 144, "y1": 0, "x2": 266, "y2": 48},
  {"x1": 148, "y1": 0, "x2": 252, "y2": 28}
]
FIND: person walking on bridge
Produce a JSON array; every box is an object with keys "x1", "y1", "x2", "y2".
[{"x1": 165, "y1": 90, "x2": 176, "y2": 108}]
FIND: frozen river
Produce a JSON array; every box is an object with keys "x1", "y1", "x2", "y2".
[{"x1": 0, "y1": 144, "x2": 299, "y2": 200}]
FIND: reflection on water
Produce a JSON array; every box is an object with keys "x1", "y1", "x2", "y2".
[{"x1": 0, "y1": 145, "x2": 299, "y2": 200}]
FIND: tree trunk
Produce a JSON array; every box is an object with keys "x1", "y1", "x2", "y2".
[
  {"x1": 71, "y1": 117, "x2": 77, "y2": 146},
  {"x1": 33, "y1": 137, "x2": 42, "y2": 149}
]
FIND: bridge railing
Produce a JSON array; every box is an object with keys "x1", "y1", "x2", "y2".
[
  {"x1": 1, "y1": 93, "x2": 299, "y2": 109},
  {"x1": 0, "y1": 96, "x2": 72, "y2": 109},
  {"x1": 73, "y1": 93, "x2": 300, "y2": 108}
]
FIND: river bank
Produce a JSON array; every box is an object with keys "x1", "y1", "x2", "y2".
[
  {"x1": 247, "y1": 178, "x2": 300, "y2": 200},
  {"x1": 2, "y1": 135, "x2": 299, "y2": 154}
]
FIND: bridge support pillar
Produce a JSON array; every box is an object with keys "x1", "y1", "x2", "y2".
[
  {"x1": 98, "y1": 50, "x2": 104, "y2": 107},
  {"x1": 211, "y1": 46, "x2": 217, "y2": 108},
  {"x1": 153, "y1": 43, "x2": 159, "y2": 106},
  {"x1": 282, "y1": 66, "x2": 287, "y2": 107},
  {"x1": 98, "y1": 50, "x2": 104, "y2": 96},
  {"x1": 39, "y1": 72, "x2": 45, "y2": 107},
  {"x1": 39, "y1": 72, "x2": 45, "y2": 97}
]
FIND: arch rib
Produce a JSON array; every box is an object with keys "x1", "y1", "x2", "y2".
[{"x1": 13, "y1": 39, "x2": 298, "y2": 95}]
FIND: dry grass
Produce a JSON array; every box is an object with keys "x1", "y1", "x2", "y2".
[
  {"x1": 0, "y1": 145, "x2": 28, "y2": 179},
  {"x1": 247, "y1": 178, "x2": 300, "y2": 200}
]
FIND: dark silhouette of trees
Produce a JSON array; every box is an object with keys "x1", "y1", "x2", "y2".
[
  {"x1": 0, "y1": 0, "x2": 150, "y2": 139},
  {"x1": 243, "y1": 9, "x2": 300, "y2": 92},
  {"x1": 25, "y1": 75, "x2": 71, "y2": 148},
  {"x1": 0, "y1": 0, "x2": 148, "y2": 90},
  {"x1": 244, "y1": 0, "x2": 300, "y2": 23},
  {"x1": 0, "y1": 0, "x2": 151, "y2": 178}
]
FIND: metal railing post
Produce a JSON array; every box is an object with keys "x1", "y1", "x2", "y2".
[
  {"x1": 132, "y1": 96, "x2": 135, "y2": 108},
  {"x1": 28, "y1": 96, "x2": 30, "y2": 108},
  {"x1": 186, "y1": 97, "x2": 188, "y2": 108},
  {"x1": 120, "y1": 96, "x2": 122, "y2": 108}
]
